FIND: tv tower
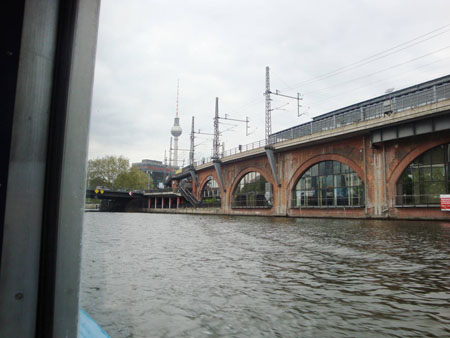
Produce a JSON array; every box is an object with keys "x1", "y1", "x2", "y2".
[{"x1": 170, "y1": 80, "x2": 182, "y2": 168}]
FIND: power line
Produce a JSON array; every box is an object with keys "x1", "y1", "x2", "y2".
[
  {"x1": 303, "y1": 45, "x2": 450, "y2": 96},
  {"x1": 224, "y1": 24, "x2": 450, "y2": 126},
  {"x1": 282, "y1": 23, "x2": 450, "y2": 91},
  {"x1": 307, "y1": 54, "x2": 450, "y2": 110}
]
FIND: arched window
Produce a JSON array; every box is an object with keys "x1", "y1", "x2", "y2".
[
  {"x1": 201, "y1": 177, "x2": 221, "y2": 207},
  {"x1": 396, "y1": 143, "x2": 449, "y2": 206},
  {"x1": 292, "y1": 160, "x2": 364, "y2": 208},
  {"x1": 232, "y1": 171, "x2": 272, "y2": 208}
]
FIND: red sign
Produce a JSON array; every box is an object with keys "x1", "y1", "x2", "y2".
[
  {"x1": 441, "y1": 195, "x2": 450, "y2": 211},
  {"x1": 129, "y1": 191, "x2": 133, "y2": 196}
]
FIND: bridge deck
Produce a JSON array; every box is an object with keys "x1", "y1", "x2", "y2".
[
  {"x1": 195, "y1": 98, "x2": 450, "y2": 169},
  {"x1": 194, "y1": 76, "x2": 450, "y2": 168}
]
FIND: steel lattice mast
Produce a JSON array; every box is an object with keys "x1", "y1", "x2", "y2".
[
  {"x1": 265, "y1": 66, "x2": 272, "y2": 143},
  {"x1": 213, "y1": 97, "x2": 220, "y2": 159},
  {"x1": 189, "y1": 116, "x2": 195, "y2": 165}
]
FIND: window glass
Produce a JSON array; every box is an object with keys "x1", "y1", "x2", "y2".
[
  {"x1": 292, "y1": 160, "x2": 364, "y2": 208},
  {"x1": 431, "y1": 166, "x2": 444, "y2": 181},
  {"x1": 304, "y1": 177, "x2": 311, "y2": 190},
  {"x1": 335, "y1": 175, "x2": 346, "y2": 187},
  {"x1": 418, "y1": 151, "x2": 431, "y2": 165},
  {"x1": 397, "y1": 143, "x2": 449, "y2": 206},
  {"x1": 318, "y1": 162, "x2": 326, "y2": 175},
  {"x1": 233, "y1": 172, "x2": 272, "y2": 208},
  {"x1": 333, "y1": 161, "x2": 341, "y2": 174},
  {"x1": 431, "y1": 146, "x2": 445, "y2": 164},
  {"x1": 419, "y1": 167, "x2": 432, "y2": 181},
  {"x1": 341, "y1": 163, "x2": 349, "y2": 173},
  {"x1": 325, "y1": 175, "x2": 333, "y2": 188},
  {"x1": 324, "y1": 161, "x2": 333, "y2": 175},
  {"x1": 311, "y1": 176, "x2": 318, "y2": 189}
]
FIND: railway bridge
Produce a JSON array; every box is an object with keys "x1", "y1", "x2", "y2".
[
  {"x1": 159, "y1": 75, "x2": 450, "y2": 220},
  {"x1": 86, "y1": 189, "x2": 145, "y2": 211}
]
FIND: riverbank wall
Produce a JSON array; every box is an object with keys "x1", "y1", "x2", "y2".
[{"x1": 136, "y1": 207, "x2": 450, "y2": 221}]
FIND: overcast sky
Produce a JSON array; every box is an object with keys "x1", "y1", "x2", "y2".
[{"x1": 88, "y1": 0, "x2": 450, "y2": 166}]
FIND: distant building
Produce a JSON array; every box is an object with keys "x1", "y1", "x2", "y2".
[{"x1": 132, "y1": 159, "x2": 176, "y2": 189}]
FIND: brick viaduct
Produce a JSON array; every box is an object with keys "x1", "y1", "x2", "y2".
[
  {"x1": 190, "y1": 128, "x2": 450, "y2": 220},
  {"x1": 159, "y1": 76, "x2": 450, "y2": 220}
]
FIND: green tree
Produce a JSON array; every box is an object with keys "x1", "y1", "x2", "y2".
[
  {"x1": 114, "y1": 166, "x2": 152, "y2": 191},
  {"x1": 87, "y1": 155, "x2": 129, "y2": 189}
]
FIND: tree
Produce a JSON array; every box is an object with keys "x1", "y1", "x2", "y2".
[
  {"x1": 114, "y1": 166, "x2": 152, "y2": 191},
  {"x1": 87, "y1": 155, "x2": 129, "y2": 189}
]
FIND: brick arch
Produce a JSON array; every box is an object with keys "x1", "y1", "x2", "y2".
[
  {"x1": 287, "y1": 153, "x2": 364, "y2": 193},
  {"x1": 388, "y1": 139, "x2": 450, "y2": 186},
  {"x1": 227, "y1": 166, "x2": 277, "y2": 207},
  {"x1": 198, "y1": 173, "x2": 223, "y2": 200}
]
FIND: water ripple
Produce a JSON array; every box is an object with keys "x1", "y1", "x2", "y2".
[{"x1": 81, "y1": 214, "x2": 450, "y2": 337}]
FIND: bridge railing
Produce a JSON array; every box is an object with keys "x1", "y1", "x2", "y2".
[
  {"x1": 271, "y1": 82, "x2": 450, "y2": 145},
  {"x1": 223, "y1": 139, "x2": 268, "y2": 157},
  {"x1": 193, "y1": 157, "x2": 213, "y2": 167},
  {"x1": 192, "y1": 81, "x2": 450, "y2": 168}
]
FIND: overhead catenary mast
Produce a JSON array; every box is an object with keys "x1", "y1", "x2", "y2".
[
  {"x1": 213, "y1": 97, "x2": 220, "y2": 159},
  {"x1": 189, "y1": 116, "x2": 195, "y2": 165},
  {"x1": 188, "y1": 98, "x2": 249, "y2": 165},
  {"x1": 211, "y1": 97, "x2": 249, "y2": 159},
  {"x1": 265, "y1": 66, "x2": 272, "y2": 142},
  {"x1": 264, "y1": 66, "x2": 302, "y2": 143}
]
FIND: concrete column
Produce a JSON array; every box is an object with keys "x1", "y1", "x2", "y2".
[
  {"x1": 154, "y1": 197, "x2": 157, "y2": 209},
  {"x1": 148, "y1": 197, "x2": 151, "y2": 209},
  {"x1": 169, "y1": 197, "x2": 172, "y2": 209},
  {"x1": 162, "y1": 197, "x2": 165, "y2": 209}
]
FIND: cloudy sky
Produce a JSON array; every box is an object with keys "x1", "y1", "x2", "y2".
[{"x1": 88, "y1": 0, "x2": 450, "y2": 166}]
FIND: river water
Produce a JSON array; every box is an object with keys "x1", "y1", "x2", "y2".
[{"x1": 80, "y1": 213, "x2": 450, "y2": 337}]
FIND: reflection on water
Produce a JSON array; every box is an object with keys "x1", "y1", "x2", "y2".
[{"x1": 80, "y1": 214, "x2": 450, "y2": 337}]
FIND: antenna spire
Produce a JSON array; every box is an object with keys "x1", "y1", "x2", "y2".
[
  {"x1": 170, "y1": 79, "x2": 182, "y2": 168},
  {"x1": 176, "y1": 79, "x2": 180, "y2": 118}
]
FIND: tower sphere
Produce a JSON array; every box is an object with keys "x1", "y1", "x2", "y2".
[{"x1": 171, "y1": 125, "x2": 182, "y2": 137}]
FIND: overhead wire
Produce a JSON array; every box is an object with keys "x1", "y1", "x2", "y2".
[
  {"x1": 224, "y1": 24, "x2": 450, "y2": 126},
  {"x1": 282, "y1": 23, "x2": 450, "y2": 91},
  {"x1": 208, "y1": 23, "x2": 450, "y2": 149},
  {"x1": 302, "y1": 45, "x2": 450, "y2": 96},
  {"x1": 307, "y1": 54, "x2": 450, "y2": 110}
]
